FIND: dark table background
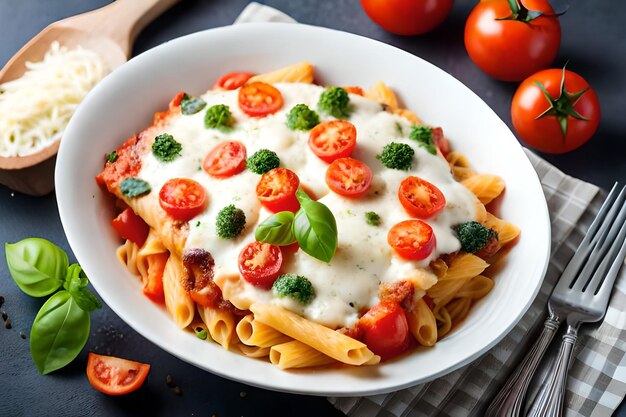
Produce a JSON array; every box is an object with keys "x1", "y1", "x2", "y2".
[{"x1": 1, "y1": 1, "x2": 624, "y2": 416}]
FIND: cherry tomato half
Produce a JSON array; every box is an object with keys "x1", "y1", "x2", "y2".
[
  {"x1": 238, "y1": 241, "x2": 283, "y2": 289},
  {"x1": 308, "y1": 120, "x2": 357, "y2": 163},
  {"x1": 203, "y1": 141, "x2": 247, "y2": 178},
  {"x1": 238, "y1": 82, "x2": 284, "y2": 117},
  {"x1": 511, "y1": 68, "x2": 600, "y2": 154},
  {"x1": 159, "y1": 178, "x2": 208, "y2": 222},
  {"x1": 86, "y1": 353, "x2": 150, "y2": 396},
  {"x1": 343, "y1": 86, "x2": 364, "y2": 96},
  {"x1": 464, "y1": 0, "x2": 561, "y2": 82},
  {"x1": 398, "y1": 176, "x2": 446, "y2": 218},
  {"x1": 111, "y1": 208, "x2": 149, "y2": 246},
  {"x1": 387, "y1": 219, "x2": 436, "y2": 260},
  {"x1": 326, "y1": 157, "x2": 372, "y2": 198},
  {"x1": 256, "y1": 168, "x2": 300, "y2": 213},
  {"x1": 360, "y1": 301, "x2": 410, "y2": 360},
  {"x1": 213, "y1": 72, "x2": 255, "y2": 90},
  {"x1": 360, "y1": 0, "x2": 453, "y2": 36}
]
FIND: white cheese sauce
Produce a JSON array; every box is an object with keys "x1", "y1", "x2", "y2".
[{"x1": 137, "y1": 83, "x2": 477, "y2": 329}]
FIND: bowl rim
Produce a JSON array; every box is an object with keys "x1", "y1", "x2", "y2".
[{"x1": 56, "y1": 22, "x2": 551, "y2": 396}]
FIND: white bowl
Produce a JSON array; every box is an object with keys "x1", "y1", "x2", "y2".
[{"x1": 56, "y1": 23, "x2": 550, "y2": 396}]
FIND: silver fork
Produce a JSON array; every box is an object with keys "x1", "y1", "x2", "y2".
[{"x1": 486, "y1": 183, "x2": 626, "y2": 417}]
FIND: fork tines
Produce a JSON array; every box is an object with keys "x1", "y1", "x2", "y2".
[{"x1": 562, "y1": 183, "x2": 626, "y2": 294}]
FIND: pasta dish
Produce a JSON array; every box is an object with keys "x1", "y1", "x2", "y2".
[{"x1": 96, "y1": 62, "x2": 520, "y2": 369}]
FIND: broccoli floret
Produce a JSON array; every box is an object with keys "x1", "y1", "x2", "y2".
[
  {"x1": 205, "y1": 104, "x2": 233, "y2": 129},
  {"x1": 318, "y1": 86, "x2": 351, "y2": 118},
  {"x1": 152, "y1": 133, "x2": 182, "y2": 162},
  {"x1": 365, "y1": 211, "x2": 381, "y2": 226},
  {"x1": 409, "y1": 125, "x2": 437, "y2": 155},
  {"x1": 246, "y1": 149, "x2": 280, "y2": 174},
  {"x1": 286, "y1": 104, "x2": 320, "y2": 131},
  {"x1": 456, "y1": 221, "x2": 498, "y2": 253},
  {"x1": 215, "y1": 204, "x2": 246, "y2": 239},
  {"x1": 376, "y1": 142, "x2": 414, "y2": 170},
  {"x1": 272, "y1": 274, "x2": 315, "y2": 304}
]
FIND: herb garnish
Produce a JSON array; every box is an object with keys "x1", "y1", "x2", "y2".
[
  {"x1": 152, "y1": 133, "x2": 182, "y2": 162},
  {"x1": 120, "y1": 178, "x2": 151, "y2": 198},
  {"x1": 181, "y1": 94, "x2": 207, "y2": 115},
  {"x1": 409, "y1": 125, "x2": 437, "y2": 155},
  {"x1": 5, "y1": 238, "x2": 101, "y2": 374},
  {"x1": 205, "y1": 104, "x2": 233, "y2": 130}
]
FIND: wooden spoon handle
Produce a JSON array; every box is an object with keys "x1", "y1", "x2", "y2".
[{"x1": 57, "y1": 0, "x2": 180, "y2": 57}]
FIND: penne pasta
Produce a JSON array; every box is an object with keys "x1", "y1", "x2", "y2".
[
  {"x1": 270, "y1": 340, "x2": 337, "y2": 369},
  {"x1": 236, "y1": 314, "x2": 292, "y2": 347},
  {"x1": 162, "y1": 255, "x2": 194, "y2": 329},
  {"x1": 407, "y1": 298, "x2": 438, "y2": 347},
  {"x1": 250, "y1": 303, "x2": 376, "y2": 366},
  {"x1": 198, "y1": 305, "x2": 237, "y2": 350}
]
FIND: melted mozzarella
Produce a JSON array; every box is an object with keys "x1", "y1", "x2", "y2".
[{"x1": 137, "y1": 83, "x2": 477, "y2": 328}]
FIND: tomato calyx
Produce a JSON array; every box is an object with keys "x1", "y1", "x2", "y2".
[
  {"x1": 498, "y1": 0, "x2": 564, "y2": 23},
  {"x1": 534, "y1": 66, "x2": 591, "y2": 139}
]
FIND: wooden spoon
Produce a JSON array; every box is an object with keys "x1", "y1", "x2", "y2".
[{"x1": 0, "y1": 0, "x2": 180, "y2": 196}]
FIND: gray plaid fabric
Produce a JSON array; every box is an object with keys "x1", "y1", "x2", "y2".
[{"x1": 237, "y1": 5, "x2": 626, "y2": 416}]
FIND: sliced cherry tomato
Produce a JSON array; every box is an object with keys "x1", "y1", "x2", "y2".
[
  {"x1": 511, "y1": 68, "x2": 600, "y2": 154},
  {"x1": 111, "y1": 208, "x2": 149, "y2": 246},
  {"x1": 203, "y1": 141, "x2": 247, "y2": 178},
  {"x1": 308, "y1": 120, "x2": 357, "y2": 163},
  {"x1": 213, "y1": 72, "x2": 255, "y2": 90},
  {"x1": 238, "y1": 241, "x2": 283, "y2": 289},
  {"x1": 238, "y1": 82, "x2": 284, "y2": 117},
  {"x1": 387, "y1": 219, "x2": 436, "y2": 260},
  {"x1": 398, "y1": 176, "x2": 446, "y2": 218},
  {"x1": 464, "y1": 0, "x2": 561, "y2": 82},
  {"x1": 431, "y1": 127, "x2": 450, "y2": 157},
  {"x1": 360, "y1": 0, "x2": 453, "y2": 36},
  {"x1": 86, "y1": 353, "x2": 150, "y2": 396},
  {"x1": 159, "y1": 178, "x2": 208, "y2": 222},
  {"x1": 325, "y1": 157, "x2": 372, "y2": 198},
  {"x1": 343, "y1": 86, "x2": 364, "y2": 96},
  {"x1": 142, "y1": 252, "x2": 167, "y2": 304},
  {"x1": 256, "y1": 168, "x2": 300, "y2": 213},
  {"x1": 360, "y1": 301, "x2": 410, "y2": 360}
]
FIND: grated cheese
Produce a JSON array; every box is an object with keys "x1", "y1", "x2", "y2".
[{"x1": 0, "y1": 41, "x2": 108, "y2": 157}]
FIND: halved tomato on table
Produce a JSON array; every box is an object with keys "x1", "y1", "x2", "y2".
[
  {"x1": 87, "y1": 353, "x2": 150, "y2": 396},
  {"x1": 159, "y1": 178, "x2": 208, "y2": 222},
  {"x1": 325, "y1": 157, "x2": 372, "y2": 198},
  {"x1": 398, "y1": 176, "x2": 446, "y2": 218},
  {"x1": 238, "y1": 82, "x2": 284, "y2": 117},
  {"x1": 111, "y1": 208, "x2": 149, "y2": 246},
  {"x1": 213, "y1": 72, "x2": 255, "y2": 90},
  {"x1": 308, "y1": 120, "x2": 357, "y2": 163},
  {"x1": 238, "y1": 241, "x2": 283, "y2": 289},
  {"x1": 203, "y1": 140, "x2": 247, "y2": 178},
  {"x1": 387, "y1": 219, "x2": 436, "y2": 260},
  {"x1": 360, "y1": 301, "x2": 410, "y2": 360},
  {"x1": 256, "y1": 168, "x2": 300, "y2": 213}
]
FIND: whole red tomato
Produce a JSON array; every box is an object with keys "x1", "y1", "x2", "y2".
[
  {"x1": 464, "y1": 0, "x2": 561, "y2": 81},
  {"x1": 360, "y1": 0, "x2": 454, "y2": 35},
  {"x1": 511, "y1": 68, "x2": 600, "y2": 154}
]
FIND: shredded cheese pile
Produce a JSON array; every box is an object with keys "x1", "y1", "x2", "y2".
[{"x1": 0, "y1": 41, "x2": 108, "y2": 157}]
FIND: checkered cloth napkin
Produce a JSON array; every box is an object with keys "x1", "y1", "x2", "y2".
[{"x1": 236, "y1": 4, "x2": 626, "y2": 416}]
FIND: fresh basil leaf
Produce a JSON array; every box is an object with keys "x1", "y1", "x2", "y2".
[
  {"x1": 120, "y1": 177, "x2": 151, "y2": 198},
  {"x1": 30, "y1": 290, "x2": 90, "y2": 375},
  {"x1": 66, "y1": 264, "x2": 101, "y2": 313},
  {"x1": 5, "y1": 238, "x2": 67, "y2": 297},
  {"x1": 255, "y1": 211, "x2": 296, "y2": 246},
  {"x1": 293, "y1": 191, "x2": 338, "y2": 263},
  {"x1": 181, "y1": 96, "x2": 207, "y2": 115}
]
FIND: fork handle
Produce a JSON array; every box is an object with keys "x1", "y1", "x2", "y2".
[
  {"x1": 485, "y1": 315, "x2": 560, "y2": 417},
  {"x1": 527, "y1": 325, "x2": 578, "y2": 417}
]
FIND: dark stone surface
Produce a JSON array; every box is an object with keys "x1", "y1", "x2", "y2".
[{"x1": 0, "y1": 1, "x2": 624, "y2": 416}]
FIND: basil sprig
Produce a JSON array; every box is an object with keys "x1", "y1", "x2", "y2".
[
  {"x1": 5, "y1": 238, "x2": 67, "y2": 297},
  {"x1": 5, "y1": 238, "x2": 101, "y2": 374},
  {"x1": 255, "y1": 189, "x2": 338, "y2": 263},
  {"x1": 30, "y1": 291, "x2": 90, "y2": 374},
  {"x1": 255, "y1": 211, "x2": 297, "y2": 246}
]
